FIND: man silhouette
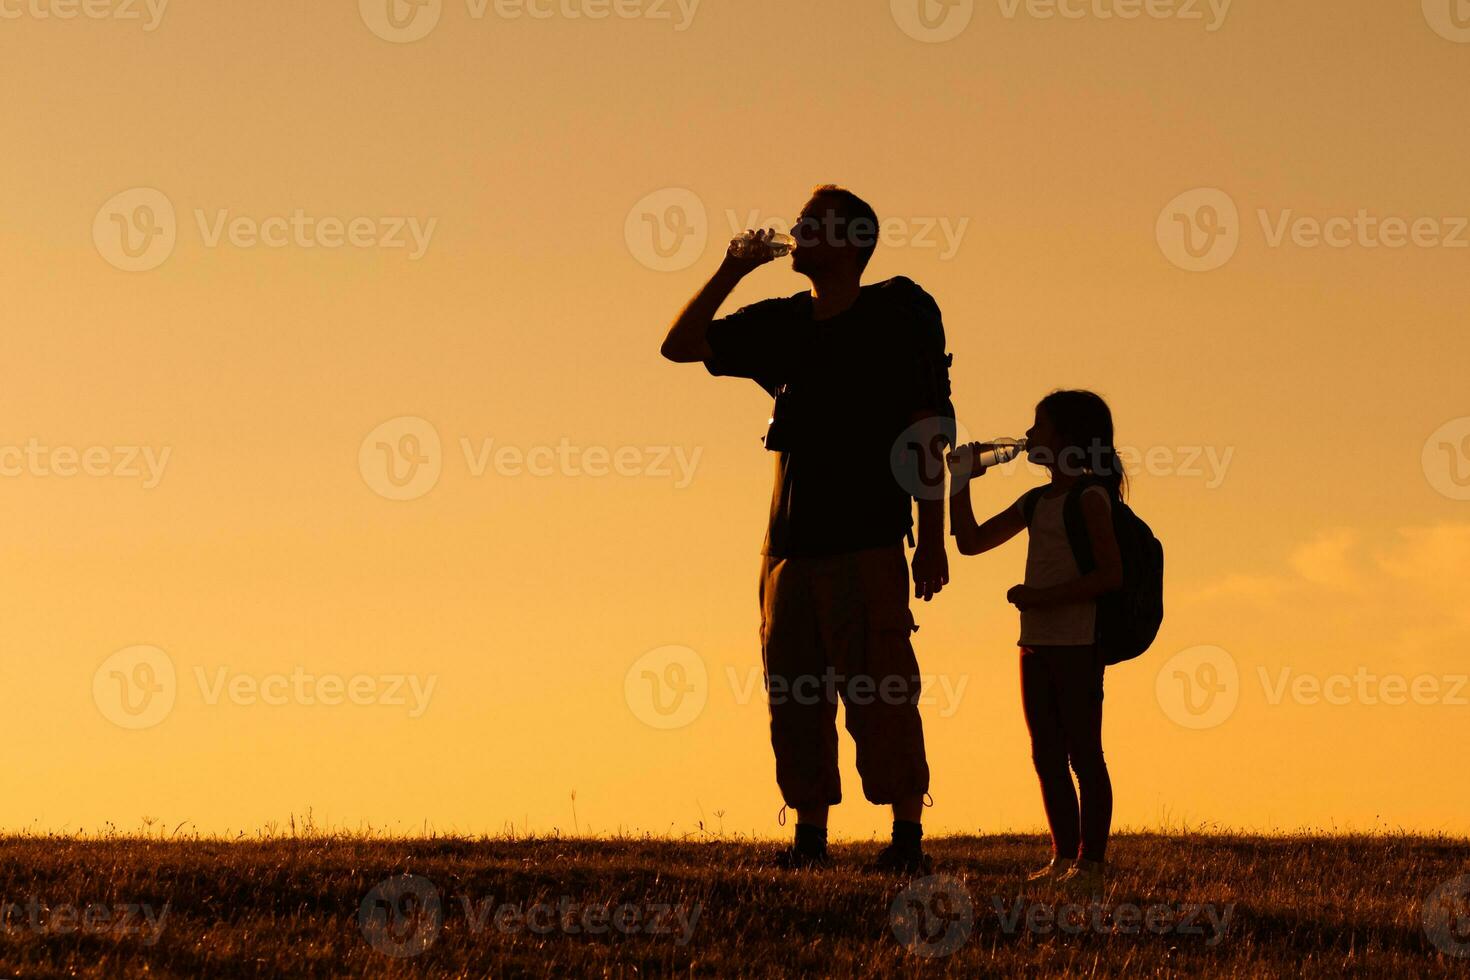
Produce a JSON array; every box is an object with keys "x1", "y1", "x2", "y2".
[{"x1": 660, "y1": 185, "x2": 953, "y2": 872}]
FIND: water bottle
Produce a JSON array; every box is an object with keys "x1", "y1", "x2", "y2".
[
  {"x1": 949, "y1": 438, "x2": 1028, "y2": 478},
  {"x1": 729, "y1": 230, "x2": 797, "y2": 260}
]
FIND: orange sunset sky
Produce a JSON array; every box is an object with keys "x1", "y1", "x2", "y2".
[{"x1": 3, "y1": 0, "x2": 1469, "y2": 839}]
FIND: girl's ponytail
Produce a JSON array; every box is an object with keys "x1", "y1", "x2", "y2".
[{"x1": 1095, "y1": 443, "x2": 1128, "y2": 502}]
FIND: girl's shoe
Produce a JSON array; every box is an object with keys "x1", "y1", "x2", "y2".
[
  {"x1": 1025, "y1": 858, "x2": 1074, "y2": 883},
  {"x1": 1056, "y1": 858, "x2": 1105, "y2": 895}
]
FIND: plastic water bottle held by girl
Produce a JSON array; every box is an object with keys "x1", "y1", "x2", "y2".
[{"x1": 950, "y1": 438, "x2": 1028, "y2": 477}]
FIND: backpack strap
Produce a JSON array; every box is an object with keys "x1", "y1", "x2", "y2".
[
  {"x1": 1061, "y1": 481, "x2": 1097, "y2": 575},
  {"x1": 1025, "y1": 479, "x2": 1103, "y2": 575},
  {"x1": 1020, "y1": 486, "x2": 1047, "y2": 526},
  {"x1": 888, "y1": 278, "x2": 957, "y2": 450}
]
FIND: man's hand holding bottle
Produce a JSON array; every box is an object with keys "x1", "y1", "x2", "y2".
[{"x1": 721, "y1": 229, "x2": 796, "y2": 278}]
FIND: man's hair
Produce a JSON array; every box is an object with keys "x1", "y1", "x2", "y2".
[{"x1": 808, "y1": 184, "x2": 880, "y2": 271}]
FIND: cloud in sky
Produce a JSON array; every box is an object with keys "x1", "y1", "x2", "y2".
[{"x1": 1183, "y1": 522, "x2": 1470, "y2": 668}]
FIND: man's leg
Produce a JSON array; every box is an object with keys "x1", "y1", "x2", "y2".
[
  {"x1": 892, "y1": 797, "x2": 923, "y2": 823},
  {"x1": 761, "y1": 554, "x2": 841, "y2": 863},
  {"x1": 831, "y1": 547, "x2": 932, "y2": 871}
]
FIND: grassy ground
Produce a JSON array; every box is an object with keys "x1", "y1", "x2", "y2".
[{"x1": 1, "y1": 833, "x2": 1468, "y2": 977}]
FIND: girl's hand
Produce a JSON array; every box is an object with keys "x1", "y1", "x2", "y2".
[
  {"x1": 1007, "y1": 584, "x2": 1044, "y2": 610},
  {"x1": 947, "y1": 442, "x2": 987, "y2": 481}
]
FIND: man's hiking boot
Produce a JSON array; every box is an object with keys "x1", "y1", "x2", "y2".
[
  {"x1": 868, "y1": 843, "x2": 934, "y2": 876},
  {"x1": 771, "y1": 845, "x2": 832, "y2": 870},
  {"x1": 772, "y1": 823, "x2": 830, "y2": 870}
]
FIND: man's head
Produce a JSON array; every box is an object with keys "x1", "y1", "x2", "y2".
[{"x1": 789, "y1": 185, "x2": 879, "y2": 280}]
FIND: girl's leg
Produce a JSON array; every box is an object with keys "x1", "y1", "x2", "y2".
[
  {"x1": 1054, "y1": 647, "x2": 1113, "y2": 863},
  {"x1": 1019, "y1": 647, "x2": 1081, "y2": 859}
]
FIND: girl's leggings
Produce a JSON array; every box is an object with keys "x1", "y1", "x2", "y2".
[{"x1": 1019, "y1": 645, "x2": 1113, "y2": 863}]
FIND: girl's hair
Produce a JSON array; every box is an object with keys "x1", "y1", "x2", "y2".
[{"x1": 1036, "y1": 389, "x2": 1128, "y2": 500}]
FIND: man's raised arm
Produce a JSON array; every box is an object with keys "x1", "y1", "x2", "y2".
[{"x1": 660, "y1": 230, "x2": 776, "y2": 363}]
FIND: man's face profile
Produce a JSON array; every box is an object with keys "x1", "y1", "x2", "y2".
[{"x1": 790, "y1": 196, "x2": 872, "y2": 277}]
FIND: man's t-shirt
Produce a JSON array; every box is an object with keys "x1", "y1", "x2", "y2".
[{"x1": 704, "y1": 276, "x2": 949, "y2": 559}]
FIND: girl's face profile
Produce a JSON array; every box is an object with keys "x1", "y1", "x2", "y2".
[{"x1": 1025, "y1": 407, "x2": 1061, "y2": 468}]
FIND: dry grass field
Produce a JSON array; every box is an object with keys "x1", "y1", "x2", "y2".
[{"x1": 1, "y1": 832, "x2": 1468, "y2": 977}]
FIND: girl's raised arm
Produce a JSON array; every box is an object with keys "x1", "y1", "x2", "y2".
[{"x1": 950, "y1": 479, "x2": 1027, "y2": 556}]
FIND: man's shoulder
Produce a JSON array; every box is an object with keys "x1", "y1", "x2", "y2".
[
  {"x1": 861, "y1": 278, "x2": 944, "y2": 349},
  {"x1": 864, "y1": 277, "x2": 942, "y2": 323},
  {"x1": 864, "y1": 276, "x2": 936, "y2": 304},
  {"x1": 732, "y1": 290, "x2": 811, "y2": 320}
]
